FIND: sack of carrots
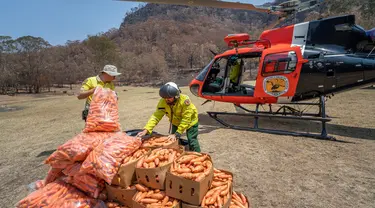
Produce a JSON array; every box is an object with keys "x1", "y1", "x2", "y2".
[
  {"x1": 62, "y1": 162, "x2": 82, "y2": 176},
  {"x1": 80, "y1": 132, "x2": 142, "y2": 184},
  {"x1": 200, "y1": 169, "x2": 233, "y2": 207},
  {"x1": 44, "y1": 132, "x2": 110, "y2": 169},
  {"x1": 27, "y1": 180, "x2": 45, "y2": 192},
  {"x1": 83, "y1": 87, "x2": 121, "y2": 133},
  {"x1": 16, "y1": 180, "x2": 106, "y2": 208},
  {"x1": 44, "y1": 167, "x2": 64, "y2": 184},
  {"x1": 133, "y1": 184, "x2": 180, "y2": 208},
  {"x1": 69, "y1": 173, "x2": 105, "y2": 199},
  {"x1": 55, "y1": 198, "x2": 107, "y2": 208}
]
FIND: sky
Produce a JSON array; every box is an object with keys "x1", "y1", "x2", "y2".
[{"x1": 0, "y1": 0, "x2": 270, "y2": 46}]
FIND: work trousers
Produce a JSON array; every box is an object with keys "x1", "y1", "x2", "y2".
[{"x1": 171, "y1": 123, "x2": 201, "y2": 152}]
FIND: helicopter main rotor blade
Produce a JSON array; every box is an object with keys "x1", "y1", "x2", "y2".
[{"x1": 117, "y1": 0, "x2": 277, "y2": 14}]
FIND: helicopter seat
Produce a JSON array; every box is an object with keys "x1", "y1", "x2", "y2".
[{"x1": 208, "y1": 82, "x2": 222, "y2": 93}]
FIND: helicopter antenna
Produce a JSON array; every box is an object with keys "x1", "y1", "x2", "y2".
[{"x1": 209, "y1": 49, "x2": 217, "y2": 56}]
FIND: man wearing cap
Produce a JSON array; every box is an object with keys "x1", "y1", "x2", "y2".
[
  {"x1": 136, "y1": 82, "x2": 201, "y2": 152},
  {"x1": 77, "y1": 65, "x2": 121, "y2": 121}
]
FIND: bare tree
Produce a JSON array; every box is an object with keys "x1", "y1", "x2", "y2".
[{"x1": 14, "y1": 36, "x2": 51, "y2": 93}]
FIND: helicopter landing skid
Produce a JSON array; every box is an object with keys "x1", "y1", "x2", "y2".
[{"x1": 207, "y1": 96, "x2": 336, "y2": 140}]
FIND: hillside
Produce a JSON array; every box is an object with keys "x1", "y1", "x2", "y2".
[{"x1": 1, "y1": 0, "x2": 375, "y2": 94}]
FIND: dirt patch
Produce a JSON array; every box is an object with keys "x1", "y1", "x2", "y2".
[{"x1": 0, "y1": 86, "x2": 374, "y2": 208}]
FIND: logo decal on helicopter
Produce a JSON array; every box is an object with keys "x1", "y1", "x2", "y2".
[{"x1": 263, "y1": 76, "x2": 289, "y2": 97}]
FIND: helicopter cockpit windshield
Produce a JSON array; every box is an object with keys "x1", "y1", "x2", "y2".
[{"x1": 201, "y1": 52, "x2": 261, "y2": 96}]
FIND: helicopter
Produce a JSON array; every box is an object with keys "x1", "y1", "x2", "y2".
[{"x1": 120, "y1": 0, "x2": 375, "y2": 140}]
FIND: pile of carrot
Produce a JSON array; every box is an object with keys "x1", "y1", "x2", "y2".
[
  {"x1": 229, "y1": 191, "x2": 249, "y2": 208},
  {"x1": 44, "y1": 132, "x2": 109, "y2": 169},
  {"x1": 133, "y1": 184, "x2": 179, "y2": 207},
  {"x1": 80, "y1": 132, "x2": 142, "y2": 184},
  {"x1": 136, "y1": 148, "x2": 181, "y2": 169},
  {"x1": 170, "y1": 152, "x2": 213, "y2": 182},
  {"x1": 122, "y1": 148, "x2": 150, "y2": 165},
  {"x1": 141, "y1": 136, "x2": 176, "y2": 148},
  {"x1": 83, "y1": 87, "x2": 121, "y2": 132},
  {"x1": 200, "y1": 169, "x2": 233, "y2": 207}
]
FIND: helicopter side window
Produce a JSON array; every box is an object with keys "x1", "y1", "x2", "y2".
[{"x1": 262, "y1": 51, "x2": 297, "y2": 76}]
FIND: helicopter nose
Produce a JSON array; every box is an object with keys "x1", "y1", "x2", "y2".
[{"x1": 189, "y1": 79, "x2": 201, "y2": 97}]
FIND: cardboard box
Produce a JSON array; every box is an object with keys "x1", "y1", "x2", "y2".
[
  {"x1": 180, "y1": 169, "x2": 233, "y2": 208},
  {"x1": 136, "y1": 148, "x2": 184, "y2": 190},
  {"x1": 111, "y1": 156, "x2": 142, "y2": 187},
  {"x1": 132, "y1": 191, "x2": 181, "y2": 208},
  {"x1": 106, "y1": 183, "x2": 137, "y2": 207},
  {"x1": 111, "y1": 149, "x2": 151, "y2": 187},
  {"x1": 181, "y1": 185, "x2": 232, "y2": 208},
  {"x1": 165, "y1": 153, "x2": 214, "y2": 205}
]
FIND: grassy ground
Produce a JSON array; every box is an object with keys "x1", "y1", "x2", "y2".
[{"x1": 0, "y1": 86, "x2": 374, "y2": 207}]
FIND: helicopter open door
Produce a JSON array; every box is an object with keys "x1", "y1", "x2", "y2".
[{"x1": 254, "y1": 47, "x2": 308, "y2": 99}]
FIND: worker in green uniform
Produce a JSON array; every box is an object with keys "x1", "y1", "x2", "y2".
[
  {"x1": 228, "y1": 56, "x2": 241, "y2": 92},
  {"x1": 136, "y1": 82, "x2": 201, "y2": 152},
  {"x1": 229, "y1": 56, "x2": 241, "y2": 84}
]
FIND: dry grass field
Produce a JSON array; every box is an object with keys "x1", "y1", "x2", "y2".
[{"x1": 0, "y1": 85, "x2": 374, "y2": 208}]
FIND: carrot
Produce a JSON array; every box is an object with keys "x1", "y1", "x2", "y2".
[
  {"x1": 142, "y1": 136, "x2": 176, "y2": 149},
  {"x1": 134, "y1": 189, "x2": 179, "y2": 207},
  {"x1": 138, "y1": 148, "x2": 180, "y2": 169},
  {"x1": 229, "y1": 191, "x2": 249, "y2": 208},
  {"x1": 135, "y1": 184, "x2": 149, "y2": 192}
]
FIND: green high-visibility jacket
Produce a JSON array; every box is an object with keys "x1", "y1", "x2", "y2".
[
  {"x1": 144, "y1": 94, "x2": 198, "y2": 135},
  {"x1": 230, "y1": 63, "x2": 241, "y2": 83}
]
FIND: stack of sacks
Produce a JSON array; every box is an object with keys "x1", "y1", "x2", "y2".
[{"x1": 17, "y1": 87, "x2": 142, "y2": 207}]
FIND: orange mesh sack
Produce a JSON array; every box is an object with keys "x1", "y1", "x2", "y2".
[
  {"x1": 80, "y1": 132, "x2": 142, "y2": 184},
  {"x1": 70, "y1": 173, "x2": 105, "y2": 199},
  {"x1": 55, "y1": 198, "x2": 106, "y2": 208},
  {"x1": 83, "y1": 87, "x2": 121, "y2": 132},
  {"x1": 44, "y1": 168, "x2": 64, "y2": 184},
  {"x1": 44, "y1": 132, "x2": 110, "y2": 169},
  {"x1": 17, "y1": 180, "x2": 106, "y2": 208},
  {"x1": 16, "y1": 180, "x2": 77, "y2": 208}
]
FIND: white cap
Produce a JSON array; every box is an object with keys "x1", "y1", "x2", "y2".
[{"x1": 101, "y1": 65, "x2": 121, "y2": 76}]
